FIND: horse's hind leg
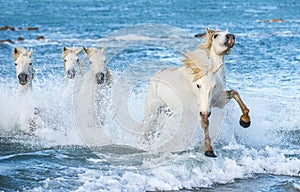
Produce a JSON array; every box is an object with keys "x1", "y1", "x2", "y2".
[
  {"x1": 226, "y1": 90, "x2": 251, "y2": 128},
  {"x1": 201, "y1": 117, "x2": 217, "y2": 157}
]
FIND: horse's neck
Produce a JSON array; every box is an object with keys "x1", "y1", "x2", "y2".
[
  {"x1": 210, "y1": 51, "x2": 227, "y2": 88},
  {"x1": 63, "y1": 79, "x2": 75, "y2": 99},
  {"x1": 78, "y1": 59, "x2": 85, "y2": 77},
  {"x1": 66, "y1": 77, "x2": 72, "y2": 84},
  {"x1": 209, "y1": 51, "x2": 224, "y2": 69}
]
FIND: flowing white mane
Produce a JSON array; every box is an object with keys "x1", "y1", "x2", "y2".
[{"x1": 182, "y1": 48, "x2": 213, "y2": 82}]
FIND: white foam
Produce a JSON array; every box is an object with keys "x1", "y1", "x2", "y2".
[
  {"x1": 0, "y1": 75, "x2": 83, "y2": 146},
  {"x1": 73, "y1": 143, "x2": 299, "y2": 191}
]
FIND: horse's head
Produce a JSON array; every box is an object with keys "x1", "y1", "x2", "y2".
[
  {"x1": 62, "y1": 47, "x2": 82, "y2": 79},
  {"x1": 194, "y1": 71, "x2": 217, "y2": 119},
  {"x1": 197, "y1": 28, "x2": 235, "y2": 57},
  {"x1": 182, "y1": 49, "x2": 221, "y2": 119},
  {"x1": 13, "y1": 47, "x2": 34, "y2": 86},
  {"x1": 83, "y1": 46, "x2": 107, "y2": 85}
]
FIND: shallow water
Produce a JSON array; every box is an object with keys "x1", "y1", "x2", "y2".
[{"x1": 1, "y1": 0, "x2": 300, "y2": 191}]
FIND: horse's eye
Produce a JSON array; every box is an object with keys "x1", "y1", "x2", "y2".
[
  {"x1": 76, "y1": 58, "x2": 79, "y2": 62},
  {"x1": 64, "y1": 59, "x2": 67, "y2": 62},
  {"x1": 197, "y1": 84, "x2": 201, "y2": 89},
  {"x1": 14, "y1": 63, "x2": 17, "y2": 66},
  {"x1": 29, "y1": 63, "x2": 32, "y2": 65},
  {"x1": 213, "y1": 34, "x2": 219, "y2": 39}
]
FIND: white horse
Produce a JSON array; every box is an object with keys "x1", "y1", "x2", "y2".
[
  {"x1": 13, "y1": 47, "x2": 41, "y2": 131},
  {"x1": 142, "y1": 28, "x2": 250, "y2": 157},
  {"x1": 62, "y1": 46, "x2": 84, "y2": 99},
  {"x1": 74, "y1": 46, "x2": 112, "y2": 146},
  {"x1": 13, "y1": 47, "x2": 34, "y2": 92}
]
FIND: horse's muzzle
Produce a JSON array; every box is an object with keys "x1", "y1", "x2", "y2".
[
  {"x1": 18, "y1": 72, "x2": 28, "y2": 85},
  {"x1": 225, "y1": 34, "x2": 235, "y2": 48},
  {"x1": 96, "y1": 72, "x2": 105, "y2": 84},
  {"x1": 66, "y1": 69, "x2": 76, "y2": 79}
]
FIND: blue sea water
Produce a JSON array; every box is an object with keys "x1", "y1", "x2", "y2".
[{"x1": 1, "y1": 0, "x2": 300, "y2": 191}]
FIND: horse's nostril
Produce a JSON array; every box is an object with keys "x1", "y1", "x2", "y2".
[
  {"x1": 96, "y1": 72, "x2": 105, "y2": 84},
  {"x1": 225, "y1": 34, "x2": 235, "y2": 48},
  {"x1": 208, "y1": 112, "x2": 211, "y2": 117},
  {"x1": 18, "y1": 73, "x2": 28, "y2": 81},
  {"x1": 18, "y1": 73, "x2": 28, "y2": 85},
  {"x1": 200, "y1": 112, "x2": 211, "y2": 118},
  {"x1": 226, "y1": 34, "x2": 235, "y2": 40},
  {"x1": 66, "y1": 69, "x2": 76, "y2": 79}
]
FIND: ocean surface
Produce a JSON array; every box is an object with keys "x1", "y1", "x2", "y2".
[{"x1": 1, "y1": 0, "x2": 300, "y2": 191}]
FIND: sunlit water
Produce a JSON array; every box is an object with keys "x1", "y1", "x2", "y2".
[{"x1": 1, "y1": 0, "x2": 300, "y2": 191}]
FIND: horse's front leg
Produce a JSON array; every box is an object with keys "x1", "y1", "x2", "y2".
[
  {"x1": 200, "y1": 114, "x2": 217, "y2": 157},
  {"x1": 226, "y1": 90, "x2": 251, "y2": 128}
]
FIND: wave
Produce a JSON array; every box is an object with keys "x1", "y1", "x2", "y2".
[{"x1": 1, "y1": 24, "x2": 299, "y2": 191}]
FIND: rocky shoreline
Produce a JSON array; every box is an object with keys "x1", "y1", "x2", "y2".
[{"x1": 0, "y1": 25, "x2": 44, "y2": 44}]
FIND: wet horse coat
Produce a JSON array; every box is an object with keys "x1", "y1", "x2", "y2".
[{"x1": 142, "y1": 28, "x2": 250, "y2": 156}]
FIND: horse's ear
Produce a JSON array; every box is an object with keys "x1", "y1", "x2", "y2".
[
  {"x1": 206, "y1": 27, "x2": 215, "y2": 35},
  {"x1": 75, "y1": 48, "x2": 82, "y2": 55},
  {"x1": 101, "y1": 46, "x2": 106, "y2": 53},
  {"x1": 62, "y1": 47, "x2": 68, "y2": 58},
  {"x1": 63, "y1": 46, "x2": 70, "y2": 52},
  {"x1": 195, "y1": 33, "x2": 206, "y2": 38},
  {"x1": 14, "y1": 47, "x2": 19, "y2": 54},
  {"x1": 83, "y1": 46, "x2": 89, "y2": 54},
  {"x1": 28, "y1": 48, "x2": 33, "y2": 57},
  {"x1": 13, "y1": 48, "x2": 19, "y2": 61}
]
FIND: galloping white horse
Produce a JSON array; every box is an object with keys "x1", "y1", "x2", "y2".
[
  {"x1": 13, "y1": 47, "x2": 34, "y2": 92},
  {"x1": 13, "y1": 47, "x2": 40, "y2": 131},
  {"x1": 143, "y1": 28, "x2": 250, "y2": 157},
  {"x1": 62, "y1": 47, "x2": 84, "y2": 99},
  {"x1": 75, "y1": 46, "x2": 112, "y2": 146}
]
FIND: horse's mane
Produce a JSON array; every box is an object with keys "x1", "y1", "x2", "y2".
[
  {"x1": 182, "y1": 48, "x2": 212, "y2": 82},
  {"x1": 182, "y1": 28, "x2": 225, "y2": 82},
  {"x1": 197, "y1": 28, "x2": 221, "y2": 57}
]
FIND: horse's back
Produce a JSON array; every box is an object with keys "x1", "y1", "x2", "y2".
[{"x1": 146, "y1": 66, "x2": 196, "y2": 112}]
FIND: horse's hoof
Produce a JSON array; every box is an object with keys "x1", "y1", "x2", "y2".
[
  {"x1": 240, "y1": 119, "x2": 251, "y2": 128},
  {"x1": 204, "y1": 150, "x2": 217, "y2": 158}
]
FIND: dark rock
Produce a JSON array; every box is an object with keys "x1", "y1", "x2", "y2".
[
  {"x1": 0, "y1": 26, "x2": 15, "y2": 31},
  {"x1": 26, "y1": 27, "x2": 38, "y2": 31},
  {"x1": 262, "y1": 19, "x2": 284, "y2": 23},
  {"x1": 36, "y1": 35, "x2": 44, "y2": 40},
  {"x1": 0, "y1": 39, "x2": 14, "y2": 44},
  {"x1": 17, "y1": 37, "x2": 25, "y2": 41}
]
